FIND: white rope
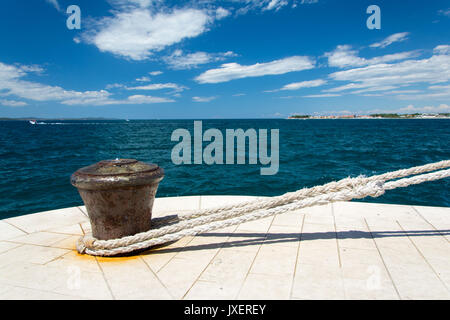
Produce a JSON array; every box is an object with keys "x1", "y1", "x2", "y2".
[
  {"x1": 77, "y1": 160, "x2": 450, "y2": 256},
  {"x1": 152, "y1": 160, "x2": 450, "y2": 226}
]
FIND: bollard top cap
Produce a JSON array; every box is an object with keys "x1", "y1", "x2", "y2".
[
  {"x1": 76, "y1": 159, "x2": 157, "y2": 175},
  {"x1": 71, "y1": 159, "x2": 164, "y2": 190}
]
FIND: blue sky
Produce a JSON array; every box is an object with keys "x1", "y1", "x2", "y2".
[{"x1": 0, "y1": 0, "x2": 449, "y2": 119}]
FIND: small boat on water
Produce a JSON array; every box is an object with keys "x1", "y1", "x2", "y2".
[{"x1": 29, "y1": 120, "x2": 37, "y2": 125}]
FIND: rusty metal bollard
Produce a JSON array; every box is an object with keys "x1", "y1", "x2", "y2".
[{"x1": 71, "y1": 159, "x2": 164, "y2": 240}]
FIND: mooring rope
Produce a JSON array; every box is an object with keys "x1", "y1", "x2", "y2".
[{"x1": 77, "y1": 160, "x2": 450, "y2": 256}]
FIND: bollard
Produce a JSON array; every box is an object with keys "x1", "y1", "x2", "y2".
[{"x1": 71, "y1": 159, "x2": 164, "y2": 240}]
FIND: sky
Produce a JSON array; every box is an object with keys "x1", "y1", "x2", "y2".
[{"x1": 0, "y1": 0, "x2": 449, "y2": 119}]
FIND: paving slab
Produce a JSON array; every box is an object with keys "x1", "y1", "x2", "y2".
[{"x1": 0, "y1": 196, "x2": 448, "y2": 300}]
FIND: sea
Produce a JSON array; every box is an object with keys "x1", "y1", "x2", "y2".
[{"x1": 0, "y1": 119, "x2": 449, "y2": 219}]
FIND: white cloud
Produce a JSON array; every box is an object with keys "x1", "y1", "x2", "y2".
[
  {"x1": 264, "y1": 0, "x2": 289, "y2": 11},
  {"x1": 349, "y1": 86, "x2": 398, "y2": 94},
  {"x1": 192, "y1": 96, "x2": 217, "y2": 102},
  {"x1": 399, "y1": 104, "x2": 450, "y2": 113},
  {"x1": 325, "y1": 82, "x2": 367, "y2": 93},
  {"x1": 149, "y1": 71, "x2": 163, "y2": 76},
  {"x1": 395, "y1": 89, "x2": 450, "y2": 100},
  {"x1": 434, "y1": 45, "x2": 450, "y2": 55},
  {"x1": 77, "y1": 1, "x2": 307, "y2": 61},
  {"x1": 438, "y1": 8, "x2": 450, "y2": 17},
  {"x1": 387, "y1": 90, "x2": 422, "y2": 94},
  {"x1": 0, "y1": 61, "x2": 173, "y2": 106},
  {"x1": 429, "y1": 84, "x2": 450, "y2": 90},
  {"x1": 370, "y1": 104, "x2": 450, "y2": 114},
  {"x1": 303, "y1": 93, "x2": 341, "y2": 98},
  {"x1": 234, "y1": 0, "x2": 311, "y2": 14},
  {"x1": 216, "y1": 7, "x2": 231, "y2": 19},
  {"x1": 357, "y1": 89, "x2": 423, "y2": 97},
  {"x1": 126, "y1": 83, "x2": 187, "y2": 92},
  {"x1": 126, "y1": 95, "x2": 173, "y2": 103},
  {"x1": 329, "y1": 54, "x2": 450, "y2": 87},
  {"x1": 166, "y1": 51, "x2": 211, "y2": 69},
  {"x1": 281, "y1": 79, "x2": 326, "y2": 90},
  {"x1": 45, "y1": 0, "x2": 61, "y2": 11},
  {"x1": 195, "y1": 56, "x2": 315, "y2": 84},
  {"x1": 105, "y1": 83, "x2": 125, "y2": 90},
  {"x1": 0, "y1": 99, "x2": 28, "y2": 107},
  {"x1": 278, "y1": 95, "x2": 297, "y2": 99},
  {"x1": 325, "y1": 45, "x2": 419, "y2": 68},
  {"x1": 127, "y1": 0, "x2": 153, "y2": 8},
  {"x1": 325, "y1": 49, "x2": 450, "y2": 100},
  {"x1": 19, "y1": 65, "x2": 45, "y2": 74},
  {"x1": 325, "y1": 45, "x2": 365, "y2": 68},
  {"x1": 85, "y1": 8, "x2": 214, "y2": 60},
  {"x1": 163, "y1": 50, "x2": 236, "y2": 70},
  {"x1": 370, "y1": 32, "x2": 410, "y2": 48},
  {"x1": 136, "y1": 76, "x2": 151, "y2": 82},
  {"x1": 0, "y1": 61, "x2": 108, "y2": 102},
  {"x1": 267, "y1": 79, "x2": 326, "y2": 92},
  {"x1": 109, "y1": 0, "x2": 153, "y2": 8},
  {"x1": 62, "y1": 94, "x2": 174, "y2": 106}
]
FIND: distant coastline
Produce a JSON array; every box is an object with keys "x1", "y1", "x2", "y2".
[
  {"x1": 1, "y1": 114, "x2": 449, "y2": 121},
  {"x1": 288, "y1": 113, "x2": 450, "y2": 119}
]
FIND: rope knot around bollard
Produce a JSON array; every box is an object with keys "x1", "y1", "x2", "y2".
[
  {"x1": 75, "y1": 160, "x2": 450, "y2": 257},
  {"x1": 76, "y1": 235, "x2": 96, "y2": 254}
]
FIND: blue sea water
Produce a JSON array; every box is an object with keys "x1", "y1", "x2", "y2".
[{"x1": 0, "y1": 119, "x2": 449, "y2": 219}]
